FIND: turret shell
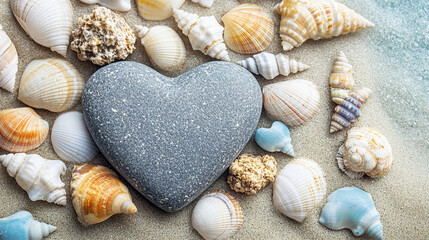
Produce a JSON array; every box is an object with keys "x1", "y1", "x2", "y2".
[
  {"x1": 137, "y1": 0, "x2": 185, "y2": 21},
  {"x1": 330, "y1": 51, "x2": 354, "y2": 102},
  {"x1": 0, "y1": 211, "x2": 56, "y2": 240},
  {"x1": 0, "y1": 25, "x2": 18, "y2": 92}
]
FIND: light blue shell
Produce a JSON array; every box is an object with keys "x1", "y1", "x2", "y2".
[
  {"x1": 319, "y1": 187, "x2": 383, "y2": 240},
  {"x1": 0, "y1": 211, "x2": 56, "y2": 240},
  {"x1": 254, "y1": 121, "x2": 294, "y2": 157}
]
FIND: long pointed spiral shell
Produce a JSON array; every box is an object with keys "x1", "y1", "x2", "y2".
[
  {"x1": 137, "y1": 0, "x2": 185, "y2": 21},
  {"x1": 0, "y1": 153, "x2": 67, "y2": 205},
  {"x1": 0, "y1": 211, "x2": 57, "y2": 240},
  {"x1": 191, "y1": 0, "x2": 213, "y2": 8},
  {"x1": 80, "y1": 0, "x2": 131, "y2": 12},
  {"x1": 275, "y1": 0, "x2": 375, "y2": 51},
  {"x1": 330, "y1": 51, "x2": 354, "y2": 102},
  {"x1": 173, "y1": 9, "x2": 230, "y2": 61},
  {"x1": 0, "y1": 25, "x2": 18, "y2": 92}
]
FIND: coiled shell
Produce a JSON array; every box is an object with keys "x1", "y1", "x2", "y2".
[
  {"x1": 10, "y1": 0, "x2": 73, "y2": 57},
  {"x1": 0, "y1": 211, "x2": 56, "y2": 240},
  {"x1": 330, "y1": 51, "x2": 354, "y2": 102},
  {"x1": 255, "y1": 121, "x2": 295, "y2": 157},
  {"x1": 137, "y1": 0, "x2": 185, "y2": 21},
  {"x1": 337, "y1": 127, "x2": 392, "y2": 179},
  {"x1": 51, "y1": 112, "x2": 99, "y2": 164},
  {"x1": 319, "y1": 187, "x2": 384, "y2": 240},
  {"x1": 18, "y1": 58, "x2": 84, "y2": 113},
  {"x1": 191, "y1": 0, "x2": 213, "y2": 8},
  {"x1": 173, "y1": 9, "x2": 230, "y2": 61},
  {"x1": 263, "y1": 80, "x2": 320, "y2": 127},
  {"x1": 222, "y1": 4, "x2": 274, "y2": 55},
  {"x1": 0, "y1": 25, "x2": 18, "y2": 92},
  {"x1": 71, "y1": 164, "x2": 138, "y2": 225},
  {"x1": 273, "y1": 158, "x2": 327, "y2": 222},
  {"x1": 0, "y1": 153, "x2": 67, "y2": 206},
  {"x1": 0, "y1": 107, "x2": 49, "y2": 152},
  {"x1": 191, "y1": 191, "x2": 243, "y2": 240},
  {"x1": 80, "y1": 0, "x2": 131, "y2": 11}
]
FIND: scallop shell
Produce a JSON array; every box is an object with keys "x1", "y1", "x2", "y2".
[
  {"x1": 51, "y1": 112, "x2": 99, "y2": 164},
  {"x1": 80, "y1": 0, "x2": 131, "y2": 11},
  {"x1": 137, "y1": 0, "x2": 185, "y2": 21},
  {"x1": 71, "y1": 164, "x2": 138, "y2": 225},
  {"x1": 273, "y1": 158, "x2": 327, "y2": 222},
  {"x1": 0, "y1": 107, "x2": 49, "y2": 153},
  {"x1": 136, "y1": 25, "x2": 186, "y2": 72},
  {"x1": 0, "y1": 153, "x2": 67, "y2": 206},
  {"x1": 173, "y1": 9, "x2": 230, "y2": 61},
  {"x1": 319, "y1": 187, "x2": 384, "y2": 240},
  {"x1": 222, "y1": 4, "x2": 274, "y2": 54},
  {"x1": 237, "y1": 52, "x2": 309, "y2": 80},
  {"x1": 275, "y1": 0, "x2": 375, "y2": 51},
  {"x1": 263, "y1": 79, "x2": 320, "y2": 127},
  {"x1": 191, "y1": 0, "x2": 213, "y2": 8},
  {"x1": 10, "y1": 0, "x2": 73, "y2": 57},
  {"x1": 0, "y1": 25, "x2": 18, "y2": 92},
  {"x1": 255, "y1": 121, "x2": 295, "y2": 157},
  {"x1": 191, "y1": 191, "x2": 243, "y2": 240},
  {"x1": 18, "y1": 58, "x2": 84, "y2": 113},
  {"x1": 0, "y1": 211, "x2": 56, "y2": 240},
  {"x1": 337, "y1": 127, "x2": 392, "y2": 179},
  {"x1": 330, "y1": 51, "x2": 354, "y2": 102}
]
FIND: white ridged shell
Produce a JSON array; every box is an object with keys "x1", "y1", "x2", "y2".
[
  {"x1": 80, "y1": 0, "x2": 131, "y2": 11},
  {"x1": 191, "y1": 0, "x2": 213, "y2": 8},
  {"x1": 137, "y1": 0, "x2": 185, "y2": 21},
  {"x1": 0, "y1": 25, "x2": 18, "y2": 92}
]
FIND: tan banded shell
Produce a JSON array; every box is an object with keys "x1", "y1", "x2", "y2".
[
  {"x1": 137, "y1": 0, "x2": 185, "y2": 21},
  {"x1": 330, "y1": 51, "x2": 354, "y2": 102}
]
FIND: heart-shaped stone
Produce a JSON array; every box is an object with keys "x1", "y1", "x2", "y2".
[{"x1": 82, "y1": 61, "x2": 262, "y2": 212}]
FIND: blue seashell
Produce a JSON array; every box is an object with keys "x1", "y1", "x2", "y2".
[
  {"x1": 254, "y1": 121, "x2": 294, "y2": 157},
  {"x1": 0, "y1": 211, "x2": 56, "y2": 240},
  {"x1": 319, "y1": 187, "x2": 383, "y2": 240}
]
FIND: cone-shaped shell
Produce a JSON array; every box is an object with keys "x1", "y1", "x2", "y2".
[
  {"x1": 71, "y1": 164, "x2": 138, "y2": 225},
  {"x1": 273, "y1": 158, "x2": 327, "y2": 222},
  {"x1": 18, "y1": 58, "x2": 84, "y2": 113},
  {"x1": 222, "y1": 4, "x2": 274, "y2": 54},
  {"x1": 275, "y1": 0, "x2": 375, "y2": 51},
  {"x1": 137, "y1": 0, "x2": 185, "y2": 21},
  {"x1": 80, "y1": 0, "x2": 131, "y2": 12},
  {"x1": 0, "y1": 211, "x2": 57, "y2": 240},
  {"x1": 330, "y1": 51, "x2": 354, "y2": 102},
  {"x1": 263, "y1": 80, "x2": 320, "y2": 127},
  {"x1": 0, "y1": 107, "x2": 49, "y2": 152},
  {"x1": 0, "y1": 153, "x2": 67, "y2": 206},
  {"x1": 255, "y1": 121, "x2": 295, "y2": 157},
  {"x1": 0, "y1": 25, "x2": 18, "y2": 92},
  {"x1": 191, "y1": 191, "x2": 243, "y2": 240},
  {"x1": 191, "y1": 0, "x2": 213, "y2": 8},
  {"x1": 10, "y1": 0, "x2": 73, "y2": 57},
  {"x1": 337, "y1": 127, "x2": 392, "y2": 179},
  {"x1": 319, "y1": 187, "x2": 384, "y2": 240}
]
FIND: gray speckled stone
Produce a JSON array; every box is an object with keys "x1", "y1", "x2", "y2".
[{"x1": 82, "y1": 61, "x2": 262, "y2": 212}]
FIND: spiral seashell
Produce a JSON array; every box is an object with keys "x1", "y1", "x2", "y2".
[
  {"x1": 330, "y1": 88, "x2": 371, "y2": 133},
  {"x1": 71, "y1": 164, "x2": 138, "y2": 225},
  {"x1": 0, "y1": 25, "x2": 18, "y2": 92},
  {"x1": 52, "y1": 112, "x2": 99, "y2": 164},
  {"x1": 255, "y1": 121, "x2": 295, "y2": 157},
  {"x1": 137, "y1": 0, "x2": 185, "y2": 21},
  {"x1": 10, "y1": 0, "x2": 73, "y2": 57},
  {"x1": 222, "y1": 4, "x2": 274, "y2": 55},
  {"x1": 191, "y1": 0, "x2": 213, "y2": 8},
  {"x1": 80, "y1": 0, "x2": 131, "y2": 11},
  {"x1": 191, "y1": 191, "x2": 243, "y2": 240},
  {"x1": 237, "y1": 52, "x2": 309, "y2": 80},
  {"x1": 173, "y1": 9, "x2": 230, "y2": 61},
  {"x1": 275, "y1": 0, "x2": 375, "y2": 51},
  {"x1": 18, "y1": 58, "x2": 84, "y2": 113},
  {"x1": 337, "y1": 127, "x2": 392, "y2": 179},
  {"x1": 136, "y1": 25, "x2": 186, "y2": 72},
  {"x1": 0, "y1": 107, "x2": 49, "y2": 152},
  {"x1": 0, "y1": 211, "x2": 57, "y2": 240},
  {"x1": 263, "y1": 79, "x2": 320, "y2": 127},
  {"x1": 319, "y1": 187, "x2": 384, "y2": 240},
  {"x1": 0, "y1": 153, "x2": 67, "y2": 206},
  {"x1": 330, "y1": 51, "x2": 354, "y2": 102},
  {"x1": 273, "y1": 158, "x2": 327, "y2": 222}
]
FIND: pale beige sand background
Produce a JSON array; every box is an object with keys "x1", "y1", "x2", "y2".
[{"x1": 0, "y1": 0, "x2": 428, "y2": 239}]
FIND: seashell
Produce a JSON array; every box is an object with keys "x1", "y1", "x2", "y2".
[
  {"x1": 51, "y1": 112, "x2": 99, "y2": 164},
  {"x1": 0, "y1": 153, "x2": 67, "y2": 206},
  {"x1": 18, "y1": 58, "x2": 84, "y2": 113},
  {"x1": 0, "y1": 25, "x2": 18, "y2": 92},
  {"x1": 71, "y1": 164, "x2": 138, "y2": 225},
  {"x1": 191, "y1": 191, "x2": 243, "y2": 240},
  {"x1": 191, "y1": 0, "x2": 214, "y2": 8},
  {"x1": 255, "y1": 121, "x2": 295, "y2": 157},
  {"x1": 79, "y1": 0, "x2": 131, "y2": 11},
  {"x1": 137, "y1": 0, "x2": 185, "y2": 21},
  {"x1": 330, "y1": 51, "x2": 354, "y2": 102},
  {"x1": 273, "y1": 158, "x2": 327, "y2": 222},
  {"x1": 222, "y1": 4, "x2": 274, "y2": 55},
  {"x1": 263, "y1": 79, "x2": 320, "y2": 127},
  {"x1": 173, "y1": 9, "x2": 230, "y2": 61},
  {"x1": 0, "y1": 107, "x2": 49, "y2": 153},
  {"x1": 0, "y1": 211, "x2": 56, "y2": 240},
  {"x1": 237, "y1": 52, "x2": 309, "y2": 80},
  {"x1": 330, "y1": 88, "x2": 371, "y2": 133},
  {"x1": 319, "y1": 187, "x2": 384, "y2": 240},
  {"x1": 136, "y1": 25, "x2": 186, "y2": 72},
  {"x1": 10, "y1": 0, "x2": 73, "y2": 57},
  {"x1": 337, "y1": 127, "x2": 392, "y2": 179},
  {"x1": 275, "y1": 0, "x2": 375, "y2": 51}
]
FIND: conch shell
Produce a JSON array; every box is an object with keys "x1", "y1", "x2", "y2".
[
  {"x1": 275, "y1": 0, "x2": 375, "y2": 51},
  {"x1": 0, "y1": 25, "x2": 18, "y2": 92},
  {"x1": 80, "y1": 0, "x2": 131, "y2": 12},
  {"x1": 137, "y1": 0, "x2": 185, "y2": 21},
  {"x1": 330, "y1": 51, "x2": 354, "y2": 102},
  {"x1": 191, "y1": 0, "x2": 213, "y2": 8},
  {"x1": 255, "y1": 121, "x2": 295, "y2": 157},
  {"x1": 0, "y1": 211, "x2": 56, "y2": 240}
]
